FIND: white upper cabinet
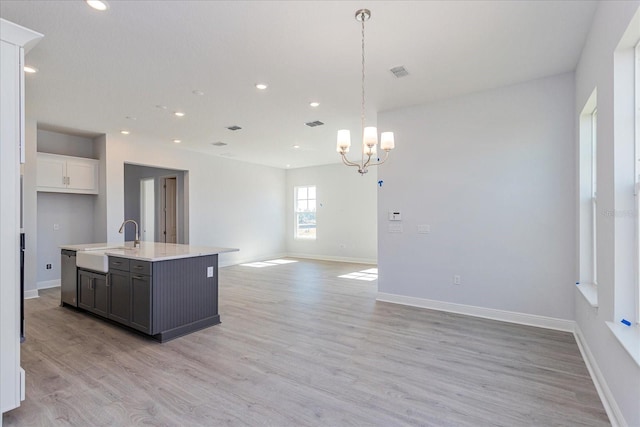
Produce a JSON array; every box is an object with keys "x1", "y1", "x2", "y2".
[{"x1": 37, "y1": 152, "x2": 99, "y2": 194}]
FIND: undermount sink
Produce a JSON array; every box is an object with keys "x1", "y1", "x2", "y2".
[{"x1": 76, "y1": 250, "x2": 109, "y2": 273}]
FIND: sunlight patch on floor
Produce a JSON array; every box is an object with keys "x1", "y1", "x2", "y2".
[
  {"x1": 240, "y1": 259, "x2": 298, "y2": 268},
  {"x1": 339, "y1": 268, "x2": 378, "y2": 281}
]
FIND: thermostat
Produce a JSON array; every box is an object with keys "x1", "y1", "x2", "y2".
[{"x1": 388, "y1": 211, "x2": 402, "y2": 221}]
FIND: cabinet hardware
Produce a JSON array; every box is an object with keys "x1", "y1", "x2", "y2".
[
  {"x1": 133, "y1": 266, "x2": 143, "y2": 269},
  {"x1": 132, "y1": 275, "x2": 144, "y2": 280}
]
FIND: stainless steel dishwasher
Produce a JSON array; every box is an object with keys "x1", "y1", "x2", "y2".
[{"x1": 61, "y1": 249, "x2": 78, "y2": 306}]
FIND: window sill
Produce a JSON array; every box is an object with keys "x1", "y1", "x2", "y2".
[
  {"x1": 576, "y1": 283, "x2": 598, "y2": 307},
  {"x1": 606, "y1": 321, "x2": 640, "y2": 367}
]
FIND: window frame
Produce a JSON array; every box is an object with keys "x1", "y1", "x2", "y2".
[
  {"x1": 294, "y1": 185, "x2": 317, "y2": 240},
  {"x1": 635, "y1": 40, "x2": 640, "y2": 323},
  {"x1": 591, "y1": 108, "x2": 598, "y2": 287}
]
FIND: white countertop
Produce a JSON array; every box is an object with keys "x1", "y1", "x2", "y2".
[{"x1": 60, "y1": 242, "x2": 238, "y2": 262}]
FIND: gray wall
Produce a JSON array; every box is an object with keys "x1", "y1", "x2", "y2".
[
  {"x1": 123, "y1": 164, "x2": 187, "y2": 243},
  {"x1": 378, "y1": 72, "x2": 576, "y2": 320},
  {"x1": 37, "y1": 129, "x2": 96, "y2": 158},
  {"x1": 32, "y1": 129, "x2": 99, "y2": 287},
  {"x1": 36, "y1": 192, "x2": 95, "y2": 284}
]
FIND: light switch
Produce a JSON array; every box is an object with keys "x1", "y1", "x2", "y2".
[{"x1": 207, "y1": 266, "x2": 214, "y2": 278}]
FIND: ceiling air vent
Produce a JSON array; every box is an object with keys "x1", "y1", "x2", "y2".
[
  {"x1": 305, "y1": 120, "x2": 324, "y2": 127},
  {"x1": 390, "y1": 66, "x2": 409, "y2": 78},
  {"x1": 226, "y1": 125, "x2": 242, "y2": 131},
  {"x1": 211, "y1": 142, "x2": 227, "y2": 147}
]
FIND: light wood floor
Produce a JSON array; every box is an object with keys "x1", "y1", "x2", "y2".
[{"x1": 4, "y1": 259, "x2": 609, "y2": 426}]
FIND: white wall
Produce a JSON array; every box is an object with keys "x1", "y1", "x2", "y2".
[
  {"x1": 23, "y1": 119, "x2": 38, "y2": 297},
  {"x1": 574, "y1": 2, "x2": 640, "y2": 426},
  {"x1": 101, "y1": 136, "x2": 286, "y2": 266},
  {"x1": 377, "y1": 72, "x2": 576, "y2": 321},
  {"x1": 285, "y1": 163, "x2": 377, "y2": 263}
]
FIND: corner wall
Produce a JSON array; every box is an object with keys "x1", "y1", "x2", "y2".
[
  {"x1": 574, "y1": 2, "x2": 640, "y2": 426},
  {"x1": 285, "y1": 163, "x2": 377, "y2": 264},
  {"x1": 102, "y1": 137, "x2": 286, "y2": 266}
]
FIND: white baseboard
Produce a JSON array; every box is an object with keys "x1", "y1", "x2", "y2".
[
  {"x1": 23, "y1": 289, "x2": 39, "y2": 299},
  {"x1": 287, "y1": 253, "x2": 377, "y2": 265},
  {"x1": 376, "y1": 292, "x2": 575, "y2": 332},
  {"x1": 37, "y1": 279, "x2": 60, "y2": 290},
  {"x1": 574, "y1": 324, "x2": 625, "y2": 427},
  {"x1": 220, "y1": 253, "x2": 376, "y2": 268}
]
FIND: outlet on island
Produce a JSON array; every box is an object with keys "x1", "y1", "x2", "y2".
[{"x1": 46, "y1": 263, "x2": 52, "y2": 270}]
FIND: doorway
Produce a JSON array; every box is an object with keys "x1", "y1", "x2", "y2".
[
  {"x1": 123, "y1": 164, "x2": 188, "y2": 244},
  {"x1": 140, "y1": 178, "x2": 155, "y2": 242}
]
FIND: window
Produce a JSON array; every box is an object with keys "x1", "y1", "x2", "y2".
[
  {"x1": 295, "y1": 186, "x2": 316, "y2": 239},
  {"x1": 578, "y1": 89, "x2": 598, "y2": 306},
  {"x1": 591, "y1": 108, "x2": 598, "y2": 287},
  {"x1": 636, "y1": 40, "x2": 640, "y2": 322}
]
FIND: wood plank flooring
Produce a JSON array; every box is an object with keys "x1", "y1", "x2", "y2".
[{"x1": 4, "y1": 259, "x2": 609, "y2": 426}]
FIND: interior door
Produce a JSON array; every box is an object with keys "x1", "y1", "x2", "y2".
[{"x1": 164, "y1": 177, "x2": 177, "y2": 243}]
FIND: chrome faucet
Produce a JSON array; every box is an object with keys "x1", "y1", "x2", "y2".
[{"x1": 118, "y1": 219, "x2": 140, "y2": 248}]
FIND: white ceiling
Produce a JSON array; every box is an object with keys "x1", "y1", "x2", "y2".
[{"x1": 0, "y1": 0, "x2": 597, "y2": 169}]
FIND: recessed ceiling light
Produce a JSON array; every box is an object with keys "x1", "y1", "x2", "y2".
[
  {"x1": 125, "y1": 116, "x2": 136, "y2": 120},
  {"x1": 155, "y1": 105, "x2": 167, "y2": 110},
  {"x1": 174, "y1": 111, "x2": 185, "y2": 117},
  {"x1": 85, "y1": 0, "x2": 109, "y2": 11},
  {"x1": 192, "y1": 90, "x2": 205, "y2": 96},
  {"x1": 293, "y1": 145, "x2": 300, "y2": 149},
  {"x1": 309, "y1": 102, "x2": 320, "y2": 108},
  {"x1": 172, "y1": 139, "x2": 181, "y2": 144},
  {"x1": 255, "y1": 83, "x2": 268, "y2": 90},
  {"x1": 286, "y1": 164, "x2": 291, "y2": 168},
  {"x1": 24, "y1": 66, "x2": 38, "y2": 74},
  {"x1": 120, "y1": 130, "x2": 130, "y2": 135}
]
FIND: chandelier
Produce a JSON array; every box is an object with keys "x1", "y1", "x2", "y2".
[{"x1": 337, "y1": 8, "x2": 395, "y2": 175}]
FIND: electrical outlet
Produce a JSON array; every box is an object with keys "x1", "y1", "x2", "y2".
[
  {"x1": 417, "y1": 224, "x2": 430, "y2": 234},
  {"x1": 53, "y1": 224, "x2": 60, "y2": 230},
  {"x1": 207, "y1": 266, "x2": 214, "y2": 278},
  {"x1": 46, "y1": 264, "x2": 52, "y2": 270},
  {"x1": 453, "y1": 275, "x2": 461, "y2": 285}
]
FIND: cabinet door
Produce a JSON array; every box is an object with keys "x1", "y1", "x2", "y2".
[
  {"x1": 77, "y1": 270, "x2": 94, "y2": 311},
  {"x1": 36, "y1": 154, "x2": 66, "y2": 190},
  {"x1": 66, "y1": 157, "x2": 98, "y2": 193},
  {"x1": 108, "y1": 270, "x2": 131, "y2": 325},
  {"x1": 130, "y1": 274, "x2": 151, "y2": 333},
  {"x1": 93, "y1": 274, "x2": 109, "y2": 317}
]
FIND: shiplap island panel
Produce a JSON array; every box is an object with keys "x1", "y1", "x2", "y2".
[{"x1": 60, "y1": 242, "x2": 238, "y2": 342}]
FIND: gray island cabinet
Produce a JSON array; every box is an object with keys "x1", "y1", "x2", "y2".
[{"x1": 61, "y1": 243, "x2": 238, "y2": 342}]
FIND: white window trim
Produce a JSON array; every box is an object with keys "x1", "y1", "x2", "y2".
[{"x1": 294, "y1": 185, "x2": 317, "y2": 241}]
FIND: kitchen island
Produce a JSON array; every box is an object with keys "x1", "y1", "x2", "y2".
[{"x1": 60, "y1": 242, "x2": 238, "y2": 342}]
